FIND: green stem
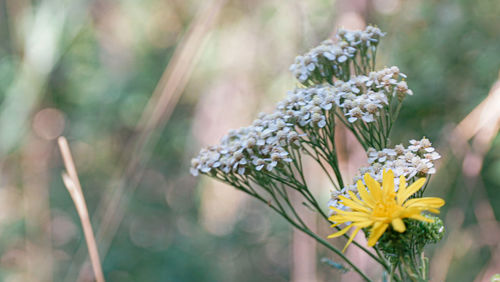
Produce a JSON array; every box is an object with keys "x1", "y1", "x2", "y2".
[
  {"x1": 216, "y1": 170, "x2": 389, "y2": 274},
  {"x1": 296, "y1": 220, "x2": 373, "y2": 282},
  {"x1": 334, "y1": 112, "x2": 370, "y2": 150},
  {"x1": 387, "y1": 102, "x2": 403, "y2": 137},
  {"x1": 238, "y1": 183, "x2": 372, "y2": 281},
  {"x1": 308, "y1": 195, "x2": 388, "y2": 269}
]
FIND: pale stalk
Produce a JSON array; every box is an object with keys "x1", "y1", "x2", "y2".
[{"x1": 58, "y1": 137, "x2": 105, "y2": 282}]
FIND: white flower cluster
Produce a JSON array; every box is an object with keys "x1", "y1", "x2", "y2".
[
  {"x1": 277, "y1": 85, "x2": 337, "y2": 129},
  {"x1": 365, "y1": 66, "x2": 413, "y2": 96},
  {"x1": 190, "y1": 112, "x2": 299, "y2": 177},
  {"x1": 191, "y1": 84, "x2": 342, "y2": 177},
  {"x1": 363, "y1": 137, "x2": 440, "y2": 181},
  {"x1": 334, "y1": 67, "x2": 412, "y2": 123},
  {"x1": 278, "y1": 66, "x2": 413, "y2": 129},
  {"x1": 192, "y1": 67, "x2": 415, "y2": 179},
  {"x1": 328, "y1": 137, "x2": 440, "y2": 212},
  {"x1": 289, "y1": 39, "x2": 356, "y2": 84},
  {"x1": 336, "y1": 25, "x2": 385, "y2": 51},
  {"x1": 289, "y1": 25, "x2": 386, "y2": 85}
]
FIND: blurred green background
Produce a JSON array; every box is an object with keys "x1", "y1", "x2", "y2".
[{"x1": 0, "y1": 0, "x2": 499, "y2": 281}]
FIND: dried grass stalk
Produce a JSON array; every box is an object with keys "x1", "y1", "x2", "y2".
[{"x1": 58, "y1": 136, "x2": 105, "y2": 282}]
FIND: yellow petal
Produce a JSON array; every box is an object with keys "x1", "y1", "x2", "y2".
[
  {"x1": 328, "y1": 225, "x2": 352, "y2": 238},
  {"x1": 329, "y1": 206, "x2": 346, "y2": 214},
  {"x1": 391, "y1": 218, "x2": 406, "y2": 233},
  {"x1": 357, "y1": 180, "x2": 375, "y2": 207},
  {"x1": 382, "y1": 169, "x2": 395, "y2": 195},
  {"x1": 408, "y1": 214, "x2": 434, "y2": 223},
  {"x1": 329, "y1": 214, "x2": 363, "y2": 223},
  {"x1": 367, "y1": 222, "x2": 388, "y2": 246},
  {"x1": 397, "y1": 178, "x2": 426, "y2": 204},
  {"x1": 330, "y1": 214, "x2": 371, "y2": 223},
  {"x1": 330, "y1": 222, "x2": 342, "y2": 228},
  {"x1": 396, "y1": 175, "x2": 407, "y2": 205},
  {"x1": 334, "y1": 216, "x2": 371, "y2": 223},
  {"x1": 426, "y1": 208, "x2": 440, "y2": 214},
  {"x1": 338, "y1": 195, "x2": 371, "y2": 213},
  {"x1": 352, "y1": 221, "x2": 373, "y2": 228},
  {"x1": 347, "y1": 190, "x2": 365, "y2": 206},
  {"x1": 342, "y1": 227, "x2": 361, "y2": 253},
  {"x1": 329, "y1": 218, "x2": 351, "y2": 227},
  {"x1": 404, "y1": 197, "x2": 445, "y2": 209},
  {"x1": 364, "y1": 173, "x2": 382, "y2": 202}
]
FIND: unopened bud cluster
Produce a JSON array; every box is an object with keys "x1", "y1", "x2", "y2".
[{"x1": 376, "y1": 215, "x2": 445, "y2": 265}]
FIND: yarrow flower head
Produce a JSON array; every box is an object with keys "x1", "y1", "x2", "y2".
[
  {"x1": 328, "y1": 169, "x2": 445, "y2": 252},
  {"x1": 190, "y1": 111, "x2": 297, "y2": 177},
  {"x1": 363, "y1": 137, "x2": 440, "y2": 182},
  {"x1": 289, "y1": 25, "x2": 385, "y2": 85},
  {"x1": 337, "y1": 25, "x2": 386, "y2": 50},
  {"x1": 334, "y1": 66, "x2": 412, "y2": 124},
  {"x1": 289, "y1": 39, "x2": 356, "y2": 85},
  {"x1": 277, "y1": 85, "x2": 336, "y2": 129}
]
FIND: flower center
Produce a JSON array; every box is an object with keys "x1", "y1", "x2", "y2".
[{"x1": 371, "y1": 192, "x2": 401, "y2": 220}]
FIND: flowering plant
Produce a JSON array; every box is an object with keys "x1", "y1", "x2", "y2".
[{"x1": 191, "y1": 26, "x2": 445, "y2": 281}]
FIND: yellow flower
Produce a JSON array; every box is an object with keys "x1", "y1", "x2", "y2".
[{"x1": 328, "y1": 169, "x2": 445, "y2": 252}]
